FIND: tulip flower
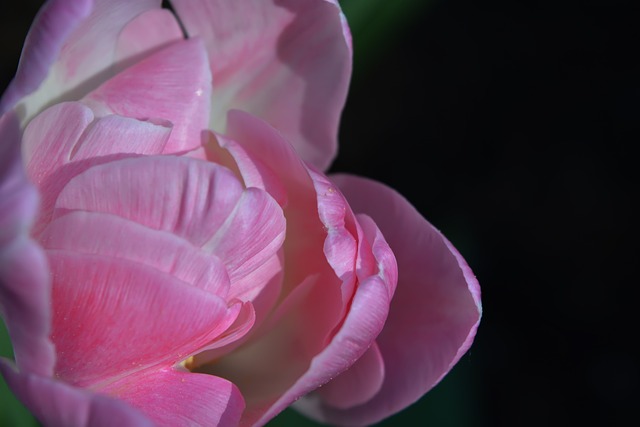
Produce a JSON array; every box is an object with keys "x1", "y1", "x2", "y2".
[{"x1": 0, "y1": 1, "x2": 482, "y2": 426}]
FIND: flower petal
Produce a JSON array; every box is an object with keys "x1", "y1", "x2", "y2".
[
  {"x1": 299, "y1": 174, "x2": 482, "y2": 425},
  {"x1": 71, "y1": 115, "x2": 172, "y2": 160},
  {"x1": 22, "y1": 102, "x2": 173, "y2": 236},
  {"x1": 14, "y1": 0, "x2": 163, "y2": 124},
  {"x1": 83, "y1": 38, "x2": 212, "y2": 153},
  {"x1": 0, "y1": 111, "x2": 54, "y2": 376},
  {"x1": 0, "y1": 0, "x2": 92, "y2": 115},
  {"x1": 170, "y1": 0, "x2": 352, "y2": 170},
  {"x1": 114, "y1": 8, "x2": 184, "y2": 65},
  {"x1": 314, "y1": 341, "x2": 385, "y2": 410},
  {"x1": 0, "y1": 358, "x2": 154, "y2": 427},
  {"x1": 260, "y1": 275, "x2": 391, "y2": 426},
  {"x1": 100, "y1": 368, "x2": 244, "y2": 427},
  {"x1": 41, "y1": 211, "x2": 230, "y2": 297},
  {"x1": 49, "y1": 251, "x2": 243, "y2": 388},
  {"x1": 52, "y1": 156, "x2": 285, "y2": 283}
]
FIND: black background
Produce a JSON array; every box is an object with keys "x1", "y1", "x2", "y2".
[{"x1": 1, "y1": 1, "x2": 637, "y2": 426}]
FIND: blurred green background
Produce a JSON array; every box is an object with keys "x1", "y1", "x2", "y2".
[{"x1": 2, "y1": 0, "x2": 637, "y2": 426}]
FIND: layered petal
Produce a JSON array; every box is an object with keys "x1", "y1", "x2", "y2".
[
  {"x1": 0, "y1": 112, "x2": 54, "y2": 376},
  {"x1": 170, "y1": 0, "x2": 352, "y2": 170},
  {"x1": 52, "y1": 156, "x2": 285, "y2": 281},
  {"x1": 0, "y1": 0, "x2": 92, "y2": 115},
  {"x1": 14, "y1": 0, "x2": 169, "y2": 124},
  {"x1": 83, "y1": 38, "x2": 212, "y2": 153},
  {"x1": 297, "y1": 175, "x2": 482, "y2": 426},
  {"x1": 40, "y1": 211, "x2": 230, "y2": 297},
  {"x1": 192, "y1": 112, "x2": 398, "y2": 426},
  {"x1": 48, "y1": 251, "x2": 243, "y2": 387},
  {"x1": 0, "y1": 359, "x2": 154, "y2": 427},
  {"x1": 22, "y1": 102, "x2": 172, "y2": 236}
]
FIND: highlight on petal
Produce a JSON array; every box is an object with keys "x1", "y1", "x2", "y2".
[
  {"x1": 170, "y1": 0, "x2": 352, "y2": 170},
  {"x1": 83, "y1": 38, "x2": 212, "y2": 153},
  {"x1": 297, "y1": 174, "x2": 482, "y2": 426},
  {"x1": 0, "y1": 0, "x2": 92, "y2": 115},
  {"x1": 100, "y1": 368, "x2": 245, "y2": 427},
  {"x1": 0, "y1": 111, "x2": 54, "y2": 376},
  {"x1": 0, "y1": 359, "x2": 155, "y2": 427}
]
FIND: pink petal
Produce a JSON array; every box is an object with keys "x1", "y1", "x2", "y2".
[
  {"x1": 314, "y1": 342, "x2": 385, "y2": 410},
  {"x1": 299, "y1": 174, "x2": 482, "y2": 425},
  {"x1": 40, "y1": 211, "x2": 230, "y2": 297},
  {"x1": 114, "y1": 8, "x2": 184, "y2": 66},
  {"x1": 258, "y1": 274, "x2": 391, "y2": 426},
  {"x1": 83, "y1": 38, "x2": 212, "y2": 153},
  {"x1": 202, "y1": 187, "x2": 286, "y2": 285},
  {"x1": 53, "y1": 156, "x2": 285, "y2": 281},
  {"x1": 0, "y1": 0, "x2": 92, "y2": 115},
  {"x1": 224, "y1": 110, "x2": 338, "y2": 296},
  {"x1": 13, "y1": 0, "x2": 163, "y2": 123},
  {"x1": 0, "y1": 359, "x2": 154, "y2": 427},
  {"x1": 71, "y1": 115, "x2": 172, "y2": 160},
  {"x1": 22, "y1": 102, "x2": 94, "y2": 186},
  {"x1": 170, "y1": 0, "x2": 352, "y2": 170},
  {"x1": 100, "y1": 368, "x2": 244, "y2": 427},
  {"x1": 0, "y1": 111, "x2": 54, "y2": 376},
  {"x1": 22, "y1": 102, "x2": 172, "y2": 235},
  {"x1": 49, "y1": 251, "x2": 244, "y2": 388},
  {"x1": 206, "y1": 133, "x2": 288, "y2": 207}
]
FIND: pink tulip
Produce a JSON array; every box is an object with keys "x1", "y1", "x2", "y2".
[{"x1": 0, "y1": 1, "x2": 482, "y2": 426}]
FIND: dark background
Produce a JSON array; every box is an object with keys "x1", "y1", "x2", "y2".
[{"x1": 1, "y1": 1, "x2": 637, "y2": 426}]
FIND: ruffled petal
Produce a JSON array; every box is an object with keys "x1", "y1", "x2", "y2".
[
  {"x1": 52, "y1": 156, "x2": 285, "y2": 281},
  {"x1": 100, "y1": 368, "x2": 245, "y2": 427},
  {"x1": 22, "y1": 102, "x2": 173, "y2": 236},
  {"x1": 0, "y1": 111, "x2": 54, "y2": 376},
  {"x1": 170, "y1": 0, "x2": 352, "y2": 170},
  {"x1": 299, "y1": 174, "x2": 482, "y2": 425},
  {"x1": 0, "y1": 0, "x2": 92, "y2": 115},
  {"x1": 48, "y1": 251, "x2": 243, "y2": 387},
  {"x1": 0, "y1": 359, "x2": 154, "y2": 427},
  {"x1": 40, "y1": 211, "x2": 230, "y2": 297},
  {"x1": 14, "y1": 0, "x2": 163, "y2": 124},
  {"x1": 83, "y1": 38, "x2": 212, "y2": 153}
]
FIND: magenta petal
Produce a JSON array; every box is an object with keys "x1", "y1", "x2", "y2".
[
  {"x1": 0, "y1": 0, "x2": 92, "y2": 115},
  {"x1": 83, "y1": 38, "x2": 212, "y2": 153},
  {"x1": 302, "y1": 174, "x2": 482, "y2": 425},
  {"x1": 100, "y1": 368, "x2": 244, "y2": 427},
  {"x1": 0, "y1": 359, "x2": 154, "y2": 427},
  {"x1": 171, "y1": 0, "x2": 352, "y2": 170},
  {"x1": 49, "y1": 251, "x2": 241, "y2": 387},
  {"x1": 0, "y1": 112, "x2": 54, "y2": 376}
]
